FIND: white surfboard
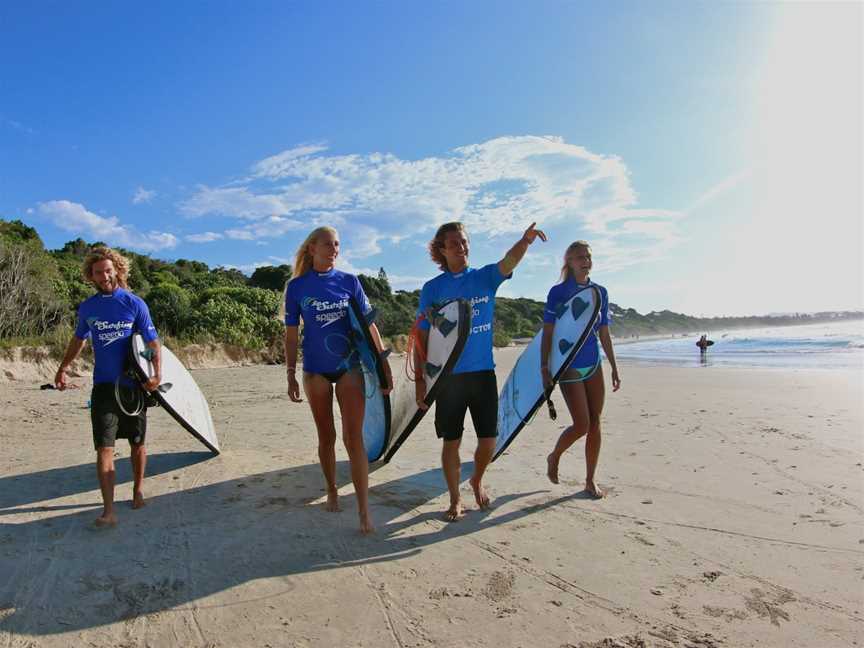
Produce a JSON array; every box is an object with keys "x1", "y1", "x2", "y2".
[
  {"x1": 493, "y1": 285, "x2": 600, "y2": 461},
  {"x1": 380, "y1": 298, "x2": 471, "y2": 464},
  {"x1": 129, "y1": 334, "x2": 220, "y2": 454}
]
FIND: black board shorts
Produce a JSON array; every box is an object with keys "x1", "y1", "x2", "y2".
[
  {"x1": 434, "y1": 370, "x2": 498, "y2": 441},
  {"x1": 90, "y1": 383, "x2": 147, "y2": 449}
]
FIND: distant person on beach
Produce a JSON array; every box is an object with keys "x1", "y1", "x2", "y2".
[
  {"x1": 54, "y1": 247, "x2": 162, "y2": 527},
  {"x1": 415, "y1": 221, "x2": 547, "y2": 521},
  {"x1": 542, "y1": 240, "x2": 620, "y2": 498},
  {"x1": 283, "y1": 226, "x2": 392, "y2": 534}
]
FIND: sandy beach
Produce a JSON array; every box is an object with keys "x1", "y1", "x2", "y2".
[{"x1": 1, "y1": 348, "x2": 862, "y2": 647}]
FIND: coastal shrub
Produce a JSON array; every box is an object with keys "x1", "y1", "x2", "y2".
[
  {"x1": 147, "y1": 284, "x2": 193, "y2": 336},
  {"x1": 0, "y1": 239, "x2": 68, "y2": 338},
  {"x1": 249, "y1": 264, "x2": 292, "y2": 292}
]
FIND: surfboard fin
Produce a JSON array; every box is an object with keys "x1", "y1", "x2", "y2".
[
  {"x1": 364, "y1": 308, "x2": 377, "y2": 325},
  {"x1": 139, "y1": 348, "x2": 155, "y2": 361},
  {"x1": 157, "y1": 382, "x2": 173, "y2": 394},
  {"x1": 426, "y1": 362, "x2": 442, "y2": 378},
  {"x1": 558, "y1": 338, "x2": 574, "y2": 355},
  {"x1": 571, "y1": 297, "x2": 588, "y2": 320}
]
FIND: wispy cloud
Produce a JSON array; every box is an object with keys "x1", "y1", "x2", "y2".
[
  {"x1": 185, "y1": 231, "x2": 223, "y2": 243},
  {"x1": 132, "y1": 186, "x2": 157, "y2": 204},
  {"x1": 179, "y1": 135, "x2": 683, "y2": 269},
  {"x1": 2, "y1": 117, "x2": 36, "y2": 135},
  {"x1": 37, "y1": 200, "x2": 178, "y2": 252}
]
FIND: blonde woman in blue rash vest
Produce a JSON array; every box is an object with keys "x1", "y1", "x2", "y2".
[
  {"x1": 541, "y1": 240, "x2": 620, "y2": 498},
  {"x1": 283, "y1": 226, "x2": 392, "y2": 534}
]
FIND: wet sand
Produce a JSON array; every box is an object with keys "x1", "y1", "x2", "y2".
[{"x1": 1, "y1": 348, "x2": 862, "y2": 647}]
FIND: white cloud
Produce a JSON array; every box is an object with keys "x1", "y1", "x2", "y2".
[
  {"x1": 224, "y1": 215, "x2": 304, "y2": 241},
  {"x1": 37, "y1": 200, "x2": 178, "y2": 252},
  {"x1": 132, "y1": 186, "x2": 157, "y2": 204},
  {"x1": 179, "y1": 136, "x2": 683, "y2": 267},
  {"x1": 186, "y1": 231, "x2": 223, "y2": 243}
]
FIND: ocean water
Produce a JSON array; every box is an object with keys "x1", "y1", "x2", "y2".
[{"x1": 613, "y1": 319, "x2": 864, "y2": 370}]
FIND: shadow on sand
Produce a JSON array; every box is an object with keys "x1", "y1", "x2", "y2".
[{"x1": 0, "y1": 455, "x2": 575, "y2": 636}]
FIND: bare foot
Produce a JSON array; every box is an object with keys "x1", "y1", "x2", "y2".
[
  {"x1": 585, "y1": 481, "x2": 604, "y2": 499},
  {"x1": 444, "y1": 500, "x2": 464, "y2": 522},
  {"x1": 546, "y1": 453, "x2": 560, "y2": 484},
  {"x1": 324, "y1": 489, "x2": 340, "y2": 512},
  {"x1": 359, "y1": 512, "x2": 375, "y2": 535},
  {"x1": 94, "y1": 512, "x2": 117, "y2": 528},
  {"x1": 132, "y1": 491, "x2": 146, "y2": 509},
  {"x1": 469, "y1": 476, "x2": 491, "y2": 510}
]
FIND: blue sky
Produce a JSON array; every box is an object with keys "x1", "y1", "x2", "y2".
[{"x1": 1, "y1": 1, "x2": 860, "y2": 316}]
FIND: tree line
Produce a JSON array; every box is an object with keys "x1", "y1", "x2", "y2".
[{"x1": 1, "y1": 219, "x2": 860, "y2": 356}]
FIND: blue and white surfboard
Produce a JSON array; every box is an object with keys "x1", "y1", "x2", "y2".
[
  {"x1": 347, "y1": 297, "x2": 392, "y2": 463},
  {"x1": 380, "y1": 298, "x2": 471, "y2": 464},
  {"x1": 493, "y1": 285, "x2": 601, "y2": 461}
]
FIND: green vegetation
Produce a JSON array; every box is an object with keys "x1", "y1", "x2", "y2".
[{"x1": 1, "y1": 219, "x2": 861, "y2": 359}]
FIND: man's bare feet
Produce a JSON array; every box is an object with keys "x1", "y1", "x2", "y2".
[
  {"x1": 132, "y1": 491, "x2": 146, "y2": 509},
  {"x1": 585, "y1": 481, "x2": 604, "y2": 499},
  {"x1": 94, "y1": 512, "x2": 117, "y2": 528},
  {"x1": 325, "y1": 489, "x2": 340, "y2": 512},
  {"x1": 359, "y1": 511, "x2": 375, "y2": 535},
  {"x1": 546, "y1": 453, "x2": 560, "y2": 484},
  {"x1": 444, "y1": 500, "x2": 464, "y2": 521},
  {"x1": 469, "y1": 476, "x2": 491, "y2": 510}
]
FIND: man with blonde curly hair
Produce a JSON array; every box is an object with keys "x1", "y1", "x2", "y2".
[
  {"x1": 416, "y1": 221, "x2": 546, "y2": 521},
  {"x1": 55, "y1": 246, "x2": 161, "y2": 527}
]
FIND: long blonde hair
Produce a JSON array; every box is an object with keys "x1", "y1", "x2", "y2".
[
  {"x1": 559, "y1": 240, "x2": 591, "y2": 283},
  {"x1": 292, "y1": 226, "x2": 338, "y2": 280},
  {"x1": 428, "y1": 222, "x2": 467, "y2": 271},
  {"x1": 82, "y1": 246, "x2": 131, "y2": 289},
  {"x1": 280, "y1": 226, "x2": 338, "y2": 321}
]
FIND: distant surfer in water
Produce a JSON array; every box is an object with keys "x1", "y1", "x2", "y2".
[
  {"x1": 54, "y1": 247, "x2": 162, "y2": 527},
  {"x1": 416, "y1": 221, "x2": 547, "y2": 521},
  {"x1": 542, "y1": 240, "x2": 620, "y2": 498},
  {"x1": 283, "y1": 226, "x2": 392, "y2": 534}
]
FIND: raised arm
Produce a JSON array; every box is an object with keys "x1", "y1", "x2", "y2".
[{"x1": 498, "y1": 222, "x2": 548, "y2": 276}]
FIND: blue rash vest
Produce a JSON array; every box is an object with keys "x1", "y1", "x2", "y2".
[
  {"x1": 543, "y1": 278, "x2": 610, "y2": 369},
  {"x1": 74, "y1": 288, "x2": 159, "y2": 385},
  {"x1": 417, "y1": 263, "x2": 510, "y2": 374},
  {"x1": 284, "y1": 269, "x2": 372, "y2": 374}
]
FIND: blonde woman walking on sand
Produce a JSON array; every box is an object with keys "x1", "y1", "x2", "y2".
[
  {"x1": 541, "y1": 241, "x2": 620, "y2": 498},
  {"x1": 283, "y1": 226, "x2": 392, "y2": 534}
]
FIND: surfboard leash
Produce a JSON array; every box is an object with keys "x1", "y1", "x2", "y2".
[{"x1": 405, "y1": 314, "x2": 428, "y2": 383}]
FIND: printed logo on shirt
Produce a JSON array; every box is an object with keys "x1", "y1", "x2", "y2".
[
  {"x1": 465, "y1": 295, "x2": 493, "y2": 334},
  {"x1": 87, "y1": 318, "x2": 134, "y2": 346},
  {"x1": 301, "y1": 297, "x2": 349, "y2": 326}
]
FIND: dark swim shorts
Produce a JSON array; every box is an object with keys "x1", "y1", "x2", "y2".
[
  {"x1": 434, "y1": 370, "x2": 498, "y2": 441},
  {"x1": 90, "y1": 383, "x2": 147, "y2": 449}
]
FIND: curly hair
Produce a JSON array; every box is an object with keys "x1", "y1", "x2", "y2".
[
  {"x1": 428, "y1": 222, "x2": 467, "y2": 271},
  {"x1": 82, "y1": 246, "x2": 131, "y2": 289}
]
